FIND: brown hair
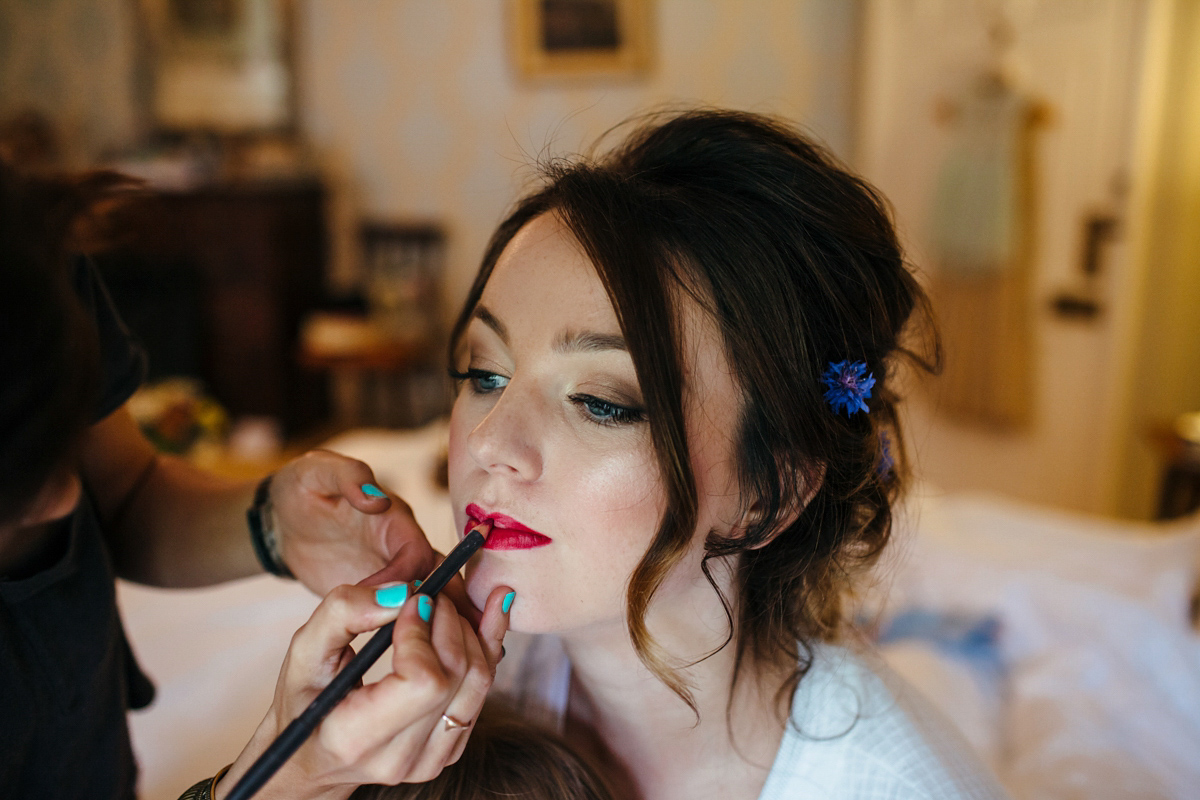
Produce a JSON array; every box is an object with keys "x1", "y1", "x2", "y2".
[
  {"x1": 351, "y1": 702, "x2": 614, "y2": 800},
  {"x1": 0, "y1": 160, "x2": 139, "y2": 524},
  {"x1": 450, "y1": 109, "x2": 936, "y2": 711}
]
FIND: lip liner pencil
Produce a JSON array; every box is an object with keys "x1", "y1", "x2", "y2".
[{"x1": 223, "y1": 521, "x2": 493, "y2": 800}]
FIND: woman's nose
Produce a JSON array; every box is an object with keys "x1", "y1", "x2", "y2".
[{"x1": 465, "y1": 383, "x2": 543, "y2": 481}]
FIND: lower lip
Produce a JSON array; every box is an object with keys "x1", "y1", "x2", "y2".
[{"x1": 474, "y1": 525, "x2": 552, "y2": 551}]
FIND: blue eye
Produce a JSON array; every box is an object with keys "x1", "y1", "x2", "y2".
[
  {"x1": 571, "y1": 394, "x2": 645, "y2": 426},
  {"x1": 474, "y1": 372, "x2": 508, "y2": 392},
  {"x1": 449, "y1": 368, "x2": 509, "y2": 394}
]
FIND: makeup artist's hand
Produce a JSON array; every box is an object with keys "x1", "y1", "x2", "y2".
[
  {"x1": 269, "y1": 450, "x2": 435, "y2": 596},
  {"x1": 215, "y1": 580, "x2": 513, "y2": 800}
]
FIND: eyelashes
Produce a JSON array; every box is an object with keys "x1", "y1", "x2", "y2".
[
  {"x1": 449, "y1": 367, "x2": 508, "y2": 393},
  {"x1": 449, "y1": 367, "x2": 646, "y2": 427},
  {"x1": 570, "y1": 394, "x2": 646, "y2": 426}
]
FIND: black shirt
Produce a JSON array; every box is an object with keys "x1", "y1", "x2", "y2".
[{"x1": 0, "y1": 257, "x2": 153, "y2": 798}]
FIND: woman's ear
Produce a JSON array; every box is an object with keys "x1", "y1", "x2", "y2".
[{"x1": 738, "y1": 462, "x2": 825, "y2": 550}]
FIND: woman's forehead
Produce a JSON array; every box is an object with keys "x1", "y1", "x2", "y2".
[
  {"x1": 479, "y1": 214, "x2": 619, "y2": 335},
  {"x1": 474, "y1": 213, "x2": 735, "y2": 395}
]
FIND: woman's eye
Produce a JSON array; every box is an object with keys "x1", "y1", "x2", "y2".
[
  {"x1": 571, "y1": 394, "x2": 645, "y2": 426},
  {"x1": 449, "y1": 368, "x2": 509, "y2": 394}
]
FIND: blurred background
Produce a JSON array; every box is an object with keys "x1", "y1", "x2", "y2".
[{"x1": 2, "y1": 0, "x2": 1197, "y2": 521}]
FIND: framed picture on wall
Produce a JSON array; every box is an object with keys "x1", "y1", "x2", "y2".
[
  {"x1": 513, "y1": 0, "x2": 652, "y2": 78},
  {"x1": 139, "y1": 0, "x2": 296, "y2": 132}
]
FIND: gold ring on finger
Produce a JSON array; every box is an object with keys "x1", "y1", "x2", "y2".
[{"x1": 441, "y1": 713, "x2": 471, "y2": 731}]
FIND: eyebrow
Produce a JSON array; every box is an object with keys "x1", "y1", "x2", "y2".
[
  {"x1": 553, "y1": 330, "x2": 628, "y2": 354},
  {"x1": 472, "y1": 305, "x2": 509, "y2": 344},
  {"x1": 472, "y1": 304, "x2": 627, "y2": 354}
]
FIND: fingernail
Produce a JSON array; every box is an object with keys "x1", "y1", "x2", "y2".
[
  {"x1": 417, "y1": 595, "x2": 433, "y2": 622},
  {"x1": 361, "y1": 483, "x2": 386, "y2": 498},
  {"x1": 375, "y1": 583, "x2": 409, "y2": 608},
  {"x1": 502, "y1": 592, "x2": 516, "y2": 614},
  {"x1": 413, "y1": 580, "x2": 423, "y2": 588}
]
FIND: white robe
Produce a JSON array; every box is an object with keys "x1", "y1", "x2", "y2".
[{"x1": 493, "y1": 635, "x2": 1010, "y2": 799}]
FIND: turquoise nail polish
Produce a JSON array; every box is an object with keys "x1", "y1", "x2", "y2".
[
  {"x1": 502, "y1": 592, "x2": 516, "y2": 614},
  {"x1": 361, "y1": 483, "x2": 386, "y2": 498},
  {"x1": 375, "y1": 583, "x2": 409, "y2": 608},
  {"x1": 417, "y1": 595, "x2": 433, "y2": 622},
  {"x1": 413, "y1": 580, "x2": 423, "y2": 588}
]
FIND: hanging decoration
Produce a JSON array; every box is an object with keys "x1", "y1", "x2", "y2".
[{"x1": 926, "y1": 21, "x2": 1049, "y2": 429}]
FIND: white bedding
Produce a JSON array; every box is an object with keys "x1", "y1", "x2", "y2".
[
  {"x1": 119, "y1": 425, "x2": 1200, "y2": 799},
  {"x1": 875, "y1": 489, "x2": 1200, "y2": 798}
]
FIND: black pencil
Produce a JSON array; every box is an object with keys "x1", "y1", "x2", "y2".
[{"x1": 223, "y1": 521, "x2": 493, "y2": 800}]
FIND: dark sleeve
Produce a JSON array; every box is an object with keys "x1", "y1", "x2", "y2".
[{"x1": 71, "y1": 255, "x2": 148, "y2": 422}]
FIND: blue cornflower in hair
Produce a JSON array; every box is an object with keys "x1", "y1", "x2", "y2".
[
  {"x1": 878, "y1": 430, "x2": 895, "y2": 479},
  {"x1": 821, "y1": 360, "x2": 875, "y2": 416}
]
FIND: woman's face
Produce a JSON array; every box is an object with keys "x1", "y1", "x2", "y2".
[{"x1": 448, "y1": 213, "x2": 745, "y2": 635}]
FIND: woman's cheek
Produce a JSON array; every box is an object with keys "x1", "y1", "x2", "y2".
[
  {"x1": 446, "y1": 418, "x2": 473, "y2": 506},
  {"x1": 578, "y1": 450, "x2": 665, "y2": 532}
]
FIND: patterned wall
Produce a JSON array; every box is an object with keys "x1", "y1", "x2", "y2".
[
  {"x1": 297, "y1": 0, "x2": 860, "y2": 313},
  {"x1": 0, "y1": 0, "x2": 859, "y2": 318}
]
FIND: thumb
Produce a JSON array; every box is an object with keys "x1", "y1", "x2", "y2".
[{"x1": 477, "y1": 586, "x2": 514, "y2": 672}]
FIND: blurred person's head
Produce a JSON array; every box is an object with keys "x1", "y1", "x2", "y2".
[
  {"x1": 0, "y1": 160, "x2": 133, "y2": 533},
  {"x1": 350, "y1": 702, "x2": 614, "y2": 800}
]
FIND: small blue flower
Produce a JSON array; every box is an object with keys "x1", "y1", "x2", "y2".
[
  {"x1": 821, "y1": 360, "x2": 875, "y2": 416},
  {"x1": 878, "y1": 430, "x2": 895, "y2": 479}
]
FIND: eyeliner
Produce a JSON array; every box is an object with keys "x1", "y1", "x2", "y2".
[{"x1": 223, "y1": 521, "x2": 493, "y2": 800}]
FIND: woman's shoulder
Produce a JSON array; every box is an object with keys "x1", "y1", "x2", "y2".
[{"x1": 758, "y1": 642, "x2": 1010, "y2": 800}]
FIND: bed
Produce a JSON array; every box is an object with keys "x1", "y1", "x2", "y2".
[{"x1": 118, "y1": 424, "x2": 1200, "y2": 799}]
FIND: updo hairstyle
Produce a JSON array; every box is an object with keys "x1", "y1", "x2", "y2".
[{"x1": 451, "y1": 109, "x2": 936, "y2": 709}]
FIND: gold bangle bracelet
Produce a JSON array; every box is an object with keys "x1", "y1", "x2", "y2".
[{"x1": 178, "y1": 764, "x2": 232, "y2": 800}]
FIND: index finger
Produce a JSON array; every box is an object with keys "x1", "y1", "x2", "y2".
[
  {"x1": 287, "y1": 584, "x2": 404, "y2": 686},
  {"x1": 364, "y1": 552, "x2": 482, "y2": 628},
  {"x1": 296, "y1": 449, "x2": 395, "y2": 513}
]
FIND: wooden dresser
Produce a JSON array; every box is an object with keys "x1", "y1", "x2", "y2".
[{"x1": 96, "y1": 178, "x2": 330, "y2": 435}]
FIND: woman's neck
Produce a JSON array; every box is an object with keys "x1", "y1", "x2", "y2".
[{"x1": 558, "y1": 573, "x2": 794, "y2": 800}]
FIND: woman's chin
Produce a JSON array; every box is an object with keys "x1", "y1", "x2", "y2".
[
  {"x1": 465, "y1": 560, "x2": 589, "y2": 634},
  {"x1": 505, "y1": 612, "x2": 565, "y2": 635},
  {"x1": 464, "y1": 565, "x2": 517, "y2": 622},
  {"x1": 465, "y1": 574, "x2": 550, "y2": 634},
  {"x1": 464, "y1": 576, "x2": 493, "y2": 618}
]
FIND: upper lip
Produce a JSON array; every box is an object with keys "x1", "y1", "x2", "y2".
[{"x1": 465, "y1": 503, "x2": 548, "y2": 537}]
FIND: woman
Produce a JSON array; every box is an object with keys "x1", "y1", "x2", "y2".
[
  {"x1": 443, "y1": 109, "x2": 1008, "y2": 799},
  {"x1": 229, "y1": 108, "x2": 1007, "y2": 800}
]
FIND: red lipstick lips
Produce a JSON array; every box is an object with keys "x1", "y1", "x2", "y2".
[{"x1": 465, "y1": 503, "x2": 552, "y2": 551}]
